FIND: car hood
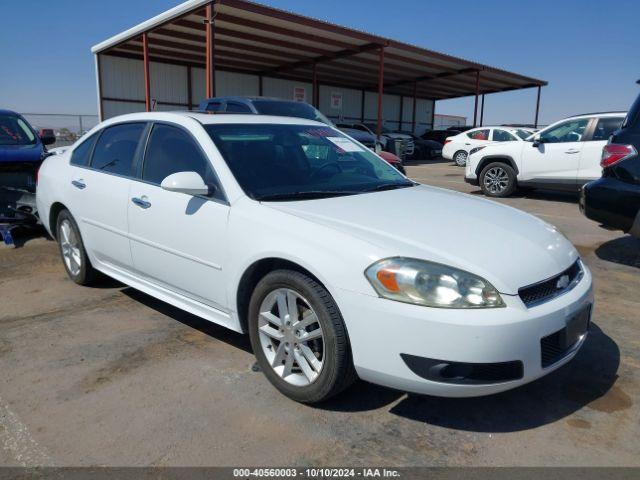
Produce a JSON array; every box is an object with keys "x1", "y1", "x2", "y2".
[
  {"x1": 0, "y1": 143, "x2": 43, "y2": 164},
  {"x1": 266, "y1": 185, "x2": 578, "y2": 294}
]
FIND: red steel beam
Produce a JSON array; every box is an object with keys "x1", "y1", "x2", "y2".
[
  {"x1": 143, "y1": 32, "x2": 151, "y2": 111},
  {"x1": 377, "y1": 47, "x2": 385, "y2": 139}
]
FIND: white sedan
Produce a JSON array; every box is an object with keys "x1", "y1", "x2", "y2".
[
  {"x1": 443, "y1": 127, "x2": 533, "y2": 166},
  {"x1": 37, "y1": 112, "x2": 593, "y2": 403}
]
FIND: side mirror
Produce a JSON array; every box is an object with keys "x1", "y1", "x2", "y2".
[
  {"x1": 39, "y1": 130, "x2": 56, "y2": 146},
  {"x1": 532, "y1": 136, "x2": 544, "y2": 147},
  {"x1": 161, "y1": 171, "x2": 211, "y2": 196}
]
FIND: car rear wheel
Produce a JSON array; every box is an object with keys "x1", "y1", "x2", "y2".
[
  {"x1": 248, "y1": 269, "x2": 356, "y2": 403},
  {"x1": 480, "y1": 162, "x2": 517, "y2": 197},
  {"x1": 56, "y1": 209, "x2": 99, "y2": 285},
  {"x1": 454, "y1": 150, "x2": 468, "y2": 167}
]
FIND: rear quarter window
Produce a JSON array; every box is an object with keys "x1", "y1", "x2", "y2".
[{"x1": 70, "y1": 133, "x2": 99, "y2": 166}]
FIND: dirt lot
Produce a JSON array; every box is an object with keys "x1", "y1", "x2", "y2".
[{"x1": 1, "y1": 159, "x2": 639, "y2": 467}]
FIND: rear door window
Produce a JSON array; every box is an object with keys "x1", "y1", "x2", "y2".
[
  {"x1": 205, "y1": 102, "x2": 223, "y2": 112},
  {"x1": 90, "y1": 123, "x2": 146, "y2": 177},
  {"x1": 467, "y1": 129, "x2": 490, "y2": 140},
  {"x1": 591, "y1": 117, "x2": 624, "y2": 141},
  {"x1": 492, "y1": 129, "x2": 517, "y2": 142}
]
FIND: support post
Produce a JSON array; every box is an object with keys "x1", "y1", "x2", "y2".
[
  {"x1": 376, "y1": 46, "x2": 385, "y2": 139},
  {"x1": 360, "y1": 89, "x2": 365, "y2": 122},
  {"x1": 534, "y1": 86, "x2": 541, "y2": 128},
  {"x1": 143, "y1": 32, "x2": 151, "y2": 112},
  {"x1": 186, "y1": 65, "x2": 192, "y2": 109},
  {"x1": 312, "y1": 62, "x2": 318, "y2": 107},
  {"x1": 411, "y1": 82, "x2": 417, "y2": 134},
  {"x1": 472, "y1": 70, "x2": 480, "y2": 127},
  {"x1": 480, "y1": 94, "x2": 485, "y2": 126},
  {"x1": 398, "y1": 95, "x2": 403, "y2": 131},
  {"x1": 205, "y1": 2, "x2": 216, "y2": 98},
  {"x1": 258, "y1": 76, "x2": 263, "y2": 96}
]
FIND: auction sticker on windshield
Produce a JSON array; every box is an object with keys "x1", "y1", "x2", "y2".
[{"x1": 327, "y1": 137, "x2": 364, "y2": 152}]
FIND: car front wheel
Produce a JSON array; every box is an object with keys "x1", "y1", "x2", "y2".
[
  {"x1": 480, "y1": 162, "x2": 517, "y2": 197},
  {"x1": 248, "y1": 269, "x2": 356, "y2": 403}
]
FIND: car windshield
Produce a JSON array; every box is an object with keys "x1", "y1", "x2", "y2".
[
  {"x1": 515, "y1": 129, "x2": 533, "y2": 140},
  {"x1": 0, "y1": 114, "x2": 37, "y2": 146},
  {"x1": 205, "y1": 124, "x2": 413, "y2": 201},
  {"x1": 252, "y1": 101, "x2": 334, "y2": 126}
]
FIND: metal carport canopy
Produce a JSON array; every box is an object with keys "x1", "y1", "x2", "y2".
[{"x1": 91, "y1": 0, "x2": 547, "y2": 127}]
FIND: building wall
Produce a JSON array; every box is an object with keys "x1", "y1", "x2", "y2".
[{"x1": 98, "y1": 54, "x2": 435, "y2": 134}]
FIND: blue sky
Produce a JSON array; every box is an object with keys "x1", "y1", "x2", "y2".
[{"x1": 1, "y1": 0, "x2": 638, "y2": 125}]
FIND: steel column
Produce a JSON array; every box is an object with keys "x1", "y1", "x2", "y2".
[
  {"x1": 473, "y1": 70, "x2": 480, "y2": 127},
  {"x1": 258, "y1": 75, "x2": 263, "y2": 96},
  {"x1": 360, "y1": 89, "x2": 365, "y2": 122},
  {"x1": 143, "y1": 33, "x2": 151, "y2": 111},
  {"x1": 205, "y1": 2, "x2": 216, "y2": 98},
  {"x1": 376, "y1": 46, "x2": 385, "y2": 139},
  {"x1": 312, "y1": 62, "x2": 318, "y2": 107},
  {"x1": 186, "y1": 65, "x2": 192, "y2": 109},
  {"x1": 398, "y1": 95, "x2": 403, "y2": 131},
  {"x1": 534, "y1": 86, "x2": 541, "y2": 128},
  {"x1": 411, "y1": 82, "x2": 417, "y2": 134},
  {"x1": 480, "y1": 94, "x2": 485, "y2": 126}
]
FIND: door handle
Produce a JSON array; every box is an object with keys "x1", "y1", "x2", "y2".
[
  {"x1": 71, "y1": 180, "x2": 86, "y2": 190},
  {"x1": 131, "y1": 197, "x2": 151, "y2": 209},
  {"x1": 565, "y1": 149, "x2": 580, "y2": 154}
]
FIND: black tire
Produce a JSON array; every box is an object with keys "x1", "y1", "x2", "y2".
[
  {"x1": 479, "y1": 162, "x2": 517, "y2": 197},
  {"x1": 248, "y1": 269, "x2": 356, "y2": 403},
  {"x1": 55, "y1": 209, "x2": 99, "y2": 285}
]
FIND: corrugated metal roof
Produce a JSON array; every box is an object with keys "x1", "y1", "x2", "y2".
[{"x1": 92, "y1": 0, "x2": 546, "y2": 101}]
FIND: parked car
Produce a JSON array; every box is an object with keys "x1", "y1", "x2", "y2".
[
  {"x1": 465, "y1": 112, "x2": 626, "y2": 197},
  {"x1": 421, "y1": 129, "x2": 461, "y2": 144},
  {"x1": 444, "y1": 126, "x2": 532, "y2": 167},
  {"x1": 581, "y1": 93, "x2": 640, "y2": 238},
  {"x1": 0, "y1": 109, "x2": 55, "y2": 243},
  {"x1": 198, "y1": 96, "x2": 333, "y2": 126},
  {"x1": 37, "y1": 112, "x2": 593, "y2": 403},
  {"x1": 393, "y1": 131, "x2": 443, "y2": 159},
  {"x1": 335, "y1": 126, "x2": 405, "y2": 174},
  {"x1": 337, "y1": 122, "x2": 412, "y2": 160}
]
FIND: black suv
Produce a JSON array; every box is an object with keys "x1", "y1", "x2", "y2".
[{"x1": 580, "y1": 85, "x2": 640, "y2": 238}]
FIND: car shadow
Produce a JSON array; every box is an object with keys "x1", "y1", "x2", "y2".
[
  {"x1": 468, "y1": 188, "x2": 580, "y2": 204},
  {"x1": 0, "y1": 225, "x2": 47, "y2": 248},
  {"x1": 386, "y1": 323, "x2": 620, "y2": 432},
  {"x1": 121, "y1": 287, "x2": 252, "y2": 354},
  {"x1": 596, "y1": 235, "x2": 640, "y2": 269}
]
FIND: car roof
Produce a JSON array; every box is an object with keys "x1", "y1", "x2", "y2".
[
  {"x1": 98, "y1": 111, "x2": 328, "y2": 127},
  {"x1": 201, "y1": 96, "x2": 301, "y2": 104},
  {"x1": 0, "y1": 109, "x2": 20, "y2": 116},
  {"x1": 565, "y1": 111, "x2": 626, "y2": 120}
]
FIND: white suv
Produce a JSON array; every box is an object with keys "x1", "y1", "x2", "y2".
[
  {"x1": 465, "y1": 112, "x2": 625, "y2": 197},
  {"x1": 443, "y1": 127, "x2": 533, "y2": 167}
]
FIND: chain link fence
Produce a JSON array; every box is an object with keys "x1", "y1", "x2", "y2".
[{"x1": 20, "y1": 113, "x2": 99, "y2": 148}]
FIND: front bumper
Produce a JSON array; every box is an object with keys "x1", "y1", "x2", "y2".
[
  {"x1": 464, "y1": 176, "x2": 479, "y2": 186},
  {"x1": 334, "y1": 267, "x2": 593, "y2": 397}
]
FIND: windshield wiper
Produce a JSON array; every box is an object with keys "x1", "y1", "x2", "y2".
[
  {"x1": 256, "y1": 190, "x2": 360, "y2": 201},
  {"x1": 362, "y1": 182, "x2": 416, "y2": 192}
]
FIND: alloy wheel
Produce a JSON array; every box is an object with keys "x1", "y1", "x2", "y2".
[
  {"x1": 483, "y1": 166, "x2": 510, "y2": 194},
  {"x1": 455, "y1": 151, "x2": 468, "y2": 166},
  {"x1": 59, "y1": 219, "x2": 82, "y2": 276},
  {"x1": 258, "y1": 288, "x2": 324, "y2": 386}
]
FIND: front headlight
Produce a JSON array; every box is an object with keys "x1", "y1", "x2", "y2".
[{"x1": 365, "y1": 257, "x2": 504, "y2": 308}]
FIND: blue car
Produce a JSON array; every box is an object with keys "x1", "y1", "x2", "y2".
[
  {"x1": 0, "y1": 109, "x2": 55, "y2": 243},
  {"x1": 197, "y1": 96, "x2": 333, "y2": 125}
]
